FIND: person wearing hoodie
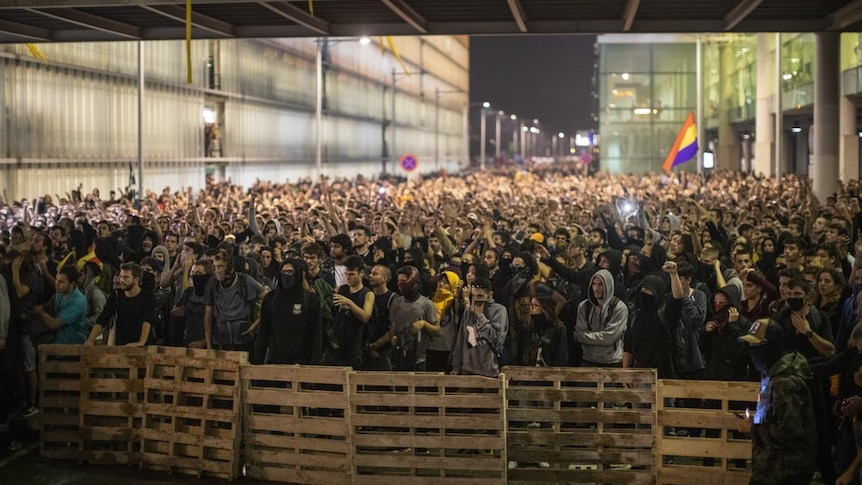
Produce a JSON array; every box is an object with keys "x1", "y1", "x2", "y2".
[
  {"x1": 623, "y1": 274, "x2": 676, "y2": 378},
  {"x1": 738, "y1": 319, "x2": 817, "y2": 485},
  {"x1": 426, "y1": 270, "x2": 463, "y2": 373},
  {"x1": 172, "y1": 259, "x2": 212, "y2": 348},
  {"x1": 450, "y1": 278, "x2": 508, "y2": 377},
  {"x1": 254, "y1": 258, "x2": 322, "y2": 365},
  {"x1": 703, "y1": 283, "x2": 754, "y2": 381},
  {"x1": 575, "y1": 269, "x2": 628, "y2": 367},
  {"x1": 389, "y1": 265, "x2": 439, "y2": 371}
]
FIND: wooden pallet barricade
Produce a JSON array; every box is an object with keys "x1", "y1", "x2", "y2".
[
  {"x1": 38, "y1": 344, "x2": 84, "y2": 460},
  {"x1": 242, "y1": 365, "x2": 352, "y2": 485},
  {"x1": 78, "y1": 346, "x2": 147, "y2": 465},
  {"x1": 349, "y1": 371, "x2": 507, "y2": 485},
  {"x1": 656, "y1": 379, "x2": 759, "y2": 485},
  {"x1": 140, "y1": 346, "x2": 247, "y2": 480},
  {"x1": 504, "y1": 366, "x2": 657, "y2": 485}
]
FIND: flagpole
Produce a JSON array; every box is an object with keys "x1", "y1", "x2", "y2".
[{"x1": 696, "y1": 35, "x2": 703, "y2": 174}]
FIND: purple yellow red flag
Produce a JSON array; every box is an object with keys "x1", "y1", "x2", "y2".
[{"x1": 662, "y1": 111, "x2": 698, "y2": 172}]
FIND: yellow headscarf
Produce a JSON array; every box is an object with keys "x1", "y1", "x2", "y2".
[{"x1": 432, "y1": 270, "x2": 461, "y2": 319}]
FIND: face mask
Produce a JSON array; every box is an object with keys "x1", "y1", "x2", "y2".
[
  {"x1": 280, "y1": 273, "x2": 297, "y2": 291},
  {"x1": 192, "y1": 274, "x2": 210, "y2": 296},
  {"x1": 714, "y1": 303, "x2": 728, "y2": 315},
  {"x1": 787, "y1": 297, "x2": 805, "y2": 312},
  {"x1": 206, "y1": 235, "x2": 221, "y2": 248},
  {"x1": 140, "y1": 272, "x2": 156, "y2": 291},
  {"x1": 638, "y1": 292, "x2": 657, "y2": 312},
  {"x1": 530, "y1": 313, "x2": 550, "y2": 333}
]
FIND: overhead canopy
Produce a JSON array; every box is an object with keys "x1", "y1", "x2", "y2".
[{"x1": 0, "y1": 0, "x2": 859, "y2": 43}]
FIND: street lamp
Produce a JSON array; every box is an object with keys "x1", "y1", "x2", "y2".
[
  {"x1": 480, "y1": 102, "x2": 490, "y2": 170},
  {"x1": 434, "y1": 87, "x2": 465, "y2": 172},
  {"x1": 315, "y1": 37, "x2": 367, "y2": 179}
]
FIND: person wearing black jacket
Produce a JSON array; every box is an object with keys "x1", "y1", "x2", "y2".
[
  {"x1": 623, "y1": 274, "x2": 675, "y2": 378},
  {"x1": 254, "y1": 258, "x2": 322, "y2": 365}
]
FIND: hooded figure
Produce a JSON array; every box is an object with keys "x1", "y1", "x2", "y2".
[
  {"x1": 623, "y1": 275, "x2": 677, "y2": 378},
  {"x1": 254, "y1": 258, "x2": 322, "y2": 365},
  {"x1": 397, "y1": 266, "x2": 421, "y2": 302},
  {"x1": 704, "y1": 284, "x2": 753, "y2": 381},
  {"x1": 740, "y1": 320, "x2": 817, "y2": 485},
  {"x1": 575, "y1": 269, "x2": 629, "y2": 366}
]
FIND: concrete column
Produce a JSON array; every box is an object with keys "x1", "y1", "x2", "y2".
[
  {"x1": 813, "y1": 32, "x2": 840, "y2": 202},
  {"x1": 840, "y1": 94, "x2": 859, "y2": 181},
  {"x1": 754, "y1": 34, "x2": 774, "y2": 176},
  {"x1": 717, "y1": 44, "x2": 740, "y2": 170}
]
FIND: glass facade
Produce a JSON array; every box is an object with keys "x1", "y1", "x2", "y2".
[{"x1": 599, "y1": 42, "x2": 696, "y2": 173}]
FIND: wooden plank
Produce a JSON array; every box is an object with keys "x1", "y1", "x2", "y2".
[
  {"x1": 506, "y1": 387, "x2": 657, "y2": 404},
  {"x1": 80, "y1": 379, "x2": 144, "y2": 393},
  {"x1": 143, "y1": 378, "x2": 238, "y2": 397},
  {"x1": 241, "y1": 364, "x2": 350, "y2": 385},
  {"x1": 40, "y1": 361, "x2": 82, "y2": 374},
  {"x1": 40, "y1": 379, "x2": 83, "y2": 392},
  {"x1": 507, "y1": 408, "x2": 655, "y2": 424},
  {"x1": 350, "y1": 371, "x2": 502, "y2": 389},
  {"x1": 246, "y1": 466, "x2": 350, "y2": 485},
  {"x1": 507, "y1": 467, "x2": 655, "y2": 484},
  {"x1": 352, "y1": 476, "x2": 506, "y2": 485},
  {"x1": 244, "y1": 388, "x2": 348, "y2": 408},
  {"x1": 352, "y1": 434, "x2": 503, "y2": 449},
  {"x1": 245, "y1": 414, "x2": 347, "y2": 436},
  {"x1": 250, "y1": 448, "x2": 348, "y2": 469},
  {"x1": 657, "y1": 380, "x2": 759, "y2": 403},
  {"x1": 142, "y1": 402, "x2": 237, "y2": 422},
  {"x1": 353, "y1": 453, "x2": 504, "y2": 471},
  {"x1": 140, "y1": 427, "x2": 235, "y2": 450},
  {"x1": 351, "y1": 413, "x2": 502, "y2": 430},
  {"x1": 508, "y1": 430, "x2": 654, "y2": 448},
  {"x1": 657, "y1": 409, "x2": 745, "y2": 430},
  {"x1": 659, "y1": 465, "x2": 751, "y2": 484},
  {"x1": 508, "y1": 448, "x2": 655, "y2": 466},
  {"x1": 350, "y1": 393, "x2": 501, "y2": 408},
  {"x1": 244, "y1": 432, "x2": 350, "y2": 453},
  {"x1": 657, "y1": 437, "x2": 751, "y2": 459},
  {"x1": 503, "y1": 366, "x2": 656, "y2": 384}
]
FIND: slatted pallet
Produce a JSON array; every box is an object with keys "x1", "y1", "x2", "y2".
[
  {"x1": 242, "y1": 365, "x2": 352, "y2": 485},
  {"x1": 78, "y1": 346, "x2": 147, "y2": 465},
  {"x1": 656, "y1": 379, "x2": 759, "y2": 485},
  {"x1": 349, "y1": 371, "x2": 506, "y2": 485},
  {"x1": 504, "y1": 366, "x2": 657, "y2": 485},
  {"x1": 140, "y1": 346, "x2": 248, "y2": 480},
  {"x1": 39, "y1": 344, "x2": 84, "y2": 460}
]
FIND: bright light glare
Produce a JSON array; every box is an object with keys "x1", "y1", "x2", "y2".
[
  {"x1": 359, "y1": 37, "x2": 371, "y2": 46},
  {"x1": 621, "y1": 73, "x2": 630, "y2": 81},
  {"x1": 202, "y1": 108, "x2": 217, "y2": 124},
  {"x1": 790, "y1": 126, "x2": 802, "y2": 133},
  {"x1": 510, "y1": 114, "x2": 517, "y2": 120},
  {"x1": 633, "y1": 108, "x2": 652, "y2": 115},
  {"x1": 482, "y1": 101, "x2": 491, "y2": 108},
  {"x1": 557, "y1": 132, "x2": 565, "y2": 138}
]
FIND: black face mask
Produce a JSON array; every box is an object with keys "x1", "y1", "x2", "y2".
[
  {"x1": 280, "y1": 273, "x2": 297, "y2": 291},
  {"x1": 192, "y1": 274, "x2": 210, "y2": 296},
  {"x1": 787, "y1": 297, "x2": 805, "y2": 312},
  {"x1": 531, "y1": 313, "x2": 550, "y2": 333},
  {"x1": 141, "y1": 272, "x2": 156, "y2": 291},
  {"x1": 638, "y1": 292, "x2": 657, "y2": 312},
  {"x1": 206, "y1": 235, "x2": 221, "y2": 248}
]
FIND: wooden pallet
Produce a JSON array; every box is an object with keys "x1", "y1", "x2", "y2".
[
  {"x1": 504, "y1": 366, "x2": 657, "y2": 485},
  {"x1": 349, "y1": 371, "x2": 506, "y2": 485},
  {"x1": 38, "y1": 344, "x2": 84, "y2": 460},
  {"x1": 78, "y1": 346, "x2": 147, "y2": 465},
  {"x1": 242, "y1": 365, "x2": 352, "y2": 485},
  {"x1": 140, "y1": 346, "x2": 248, "y2": 480},
  {"x1": 656, "y1": 379, "x2": 759, "y2": 485}
]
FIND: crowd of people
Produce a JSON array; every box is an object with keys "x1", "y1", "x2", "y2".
[{"x1": 2, "y1": 164, "x2": 862, "y2": 483}]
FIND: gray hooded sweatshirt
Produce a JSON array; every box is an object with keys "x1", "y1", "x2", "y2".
[{"x1": 575, "y1": 269, "x2": 629, "y2": 365}]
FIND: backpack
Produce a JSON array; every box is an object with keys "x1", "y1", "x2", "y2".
[{"x1": 391, "y1": 327, "x2": 417, "y2": 371}]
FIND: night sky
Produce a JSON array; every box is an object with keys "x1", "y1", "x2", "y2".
[{"x1": 470, "y1": 35, "x2": 597, "y2": 137}]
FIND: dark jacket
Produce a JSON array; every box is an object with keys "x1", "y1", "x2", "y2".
[{"x1": 623, "y1": 275, "x2": 676, "y2": 378}]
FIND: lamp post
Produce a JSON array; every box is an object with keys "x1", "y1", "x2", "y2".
[
  {"x1": 479, "y1": 101, "x2": 490, "y2": 170},
  {"x1": 315, "y1": 37, "x2": 368, "y2": 179},
  {"x1": 495, "y1": 110, "x2": 503, "y2": 161}
]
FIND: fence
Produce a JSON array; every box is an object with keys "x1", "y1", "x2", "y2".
[
  {"x1": 656, "y1": 379, "x2": 759, "y2": 485},
  {"x1": 38, "y1": 345, "x2": 760, "y2": 484}
]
